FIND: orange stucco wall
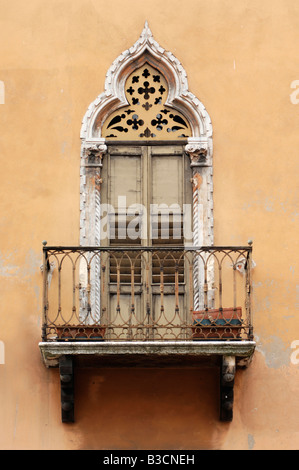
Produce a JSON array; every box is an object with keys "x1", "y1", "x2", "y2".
[{"x1": 0, "y1": 0, "x2": 298, "y2": 450}]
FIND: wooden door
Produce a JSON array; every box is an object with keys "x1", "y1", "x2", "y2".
[{"x1": 100, "y1": 144, "x2": 192, "y2": 340}]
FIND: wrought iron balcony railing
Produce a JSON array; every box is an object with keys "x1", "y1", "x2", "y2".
[{"x1": 41, "y1": 244, "x2": 253, "y2": 343}]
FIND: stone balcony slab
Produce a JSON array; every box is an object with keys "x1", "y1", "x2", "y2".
[{"x1": 39, "y1": 340, "x2": 256, "y2": 368}]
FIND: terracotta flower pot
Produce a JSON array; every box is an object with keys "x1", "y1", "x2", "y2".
[
  {"x1": 192, "y1": 307, "x2": 242, "y2": 340},
  {"x1": 56, "y1": 326, "x2": 106, "y2": 341}
]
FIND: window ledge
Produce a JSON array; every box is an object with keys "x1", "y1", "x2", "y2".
[{"x1": 39, "y1": 340, "x2": 256, "y2": 368}]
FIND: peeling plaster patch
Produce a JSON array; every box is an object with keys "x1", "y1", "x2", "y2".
[
  {"x1": 252, "y1": 280, "x2": 273, "y2": 312},
  {"x1": 264, "y1": 197, "x2": 274, "y2": 212},
  {"x1": 33, "y1": 284, "x2": 41, "y2": 325},
  {"x1": 60, "y1": 139, "x2": 71, "y2": 160},
  {"x1": 256, "y1": 335, "x2": 291, "y2": 369},
  {"x1": 242, "y1": 190, "x2": 298, "y2": 220},
  {"x1": 292, "y1": 211, "x2": 299, "y2": 222},
  {"x1": 248, "y1": 434, "x2": 255, "y2": 450},
  {"x1": 61, "y1": 141, "x2": 67, "y2": 155},
  {"x1": 242, "y1": 193, "x2": 275, "y2": 213},
  {"x1": 24, "y1": 248, "x2": 42, "y2": 277},
  {"x1": 290, "y1": 265, "x2": 295, "y2": 276},
  {"x1": 253, "y1": 279, "x2": 297, "y2": 322},
  {"x1": 0, "y1": 252, "x2": 20, "y2": 278},
  {"x1": 0, "y1": 249, "x2": 41, "y2": 280},
  {"x1": 252, "y1": 279, "x2": 281, "y2": 315}
]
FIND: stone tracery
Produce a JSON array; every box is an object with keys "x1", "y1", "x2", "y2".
[{"x1": 101, "y1": 63, "x2": 192, "y2": 140}]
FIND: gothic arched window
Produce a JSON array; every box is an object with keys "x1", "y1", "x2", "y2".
[{"x1": 79, "y1": 23, "x2": 213, "y2": 331}]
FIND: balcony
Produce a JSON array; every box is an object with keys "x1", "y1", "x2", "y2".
[
  {"x1": 39, "y1": 243, "x2": 255, "y2": 362},
  {"x1": 39, "y1": 243, "x2": 256, "y2": 421}
]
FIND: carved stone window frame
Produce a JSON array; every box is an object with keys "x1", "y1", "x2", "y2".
[{"x1": 79, "y1": 22, "x2": 214, "y2": 314}]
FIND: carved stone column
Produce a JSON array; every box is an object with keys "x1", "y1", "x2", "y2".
[
  {"x1": 190, "y1": 172, "x2": 202, "y2": 311},
  {"x1": 80, "y1": 142, "x2": 107, "y2": 324},
  {"x1": 185, "y1": 143, "x2": 211, "y2": 311},
  {"x1": 83, "y1": 143, "x2": 107, "y2": 245}
]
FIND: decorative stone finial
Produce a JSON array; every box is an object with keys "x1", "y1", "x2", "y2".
[{"x1": 141, "y1": 21, "x2": 153, "y2": 40}]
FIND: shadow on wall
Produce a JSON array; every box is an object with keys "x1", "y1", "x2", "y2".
[{"x1": 69, "y1": 367, "x2": 230, "y2": 450}]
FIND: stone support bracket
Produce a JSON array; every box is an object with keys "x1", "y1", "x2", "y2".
[
  {"x1": 59, "y1": 355, "x2": 74, "y2": 423},
  {"x1": 220, "y1": 355, "x2": 236, "y2": 422}
]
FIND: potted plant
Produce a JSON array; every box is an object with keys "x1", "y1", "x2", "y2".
[{"x1": 192, "y1": 307, "x2": 243, "y2": 340}]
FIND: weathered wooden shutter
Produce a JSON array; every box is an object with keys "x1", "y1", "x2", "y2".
[
  {"x1": 101, "y1": 144, "x2": 191, "y2": 340},
  {"x1": 108, "y1": 150, "x2": 142, "y2": 284},
  {"x1": 151, "y1": 149, "x2": 185, "y2": 285}
]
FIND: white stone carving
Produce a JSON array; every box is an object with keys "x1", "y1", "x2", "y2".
[
  {"x1": 80, "y1": 21, "x2": 213, "y2": 147},
  {"x1": 79, "y1": 22, "x2": 214, "y2": 316},
  {"x1": 235, "y1": 257, "x2": 256, "y2": 275},
  {"x1": 40, "y1": 261, "x2": 55, "y2": 287},
  {"x1": 185, "y1": 144, "x2": 208, "y2": 165},
  {"x1": 83, "y1": 143, "x2": 107, "y2": 161}
]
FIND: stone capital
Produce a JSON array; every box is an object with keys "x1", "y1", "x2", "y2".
[
  {"x1": 83, "y1": 143, "x2": 107, "y2": 162},
  {"x1": 185, "y1": 144, "x2": 208, "y2": 165}
]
